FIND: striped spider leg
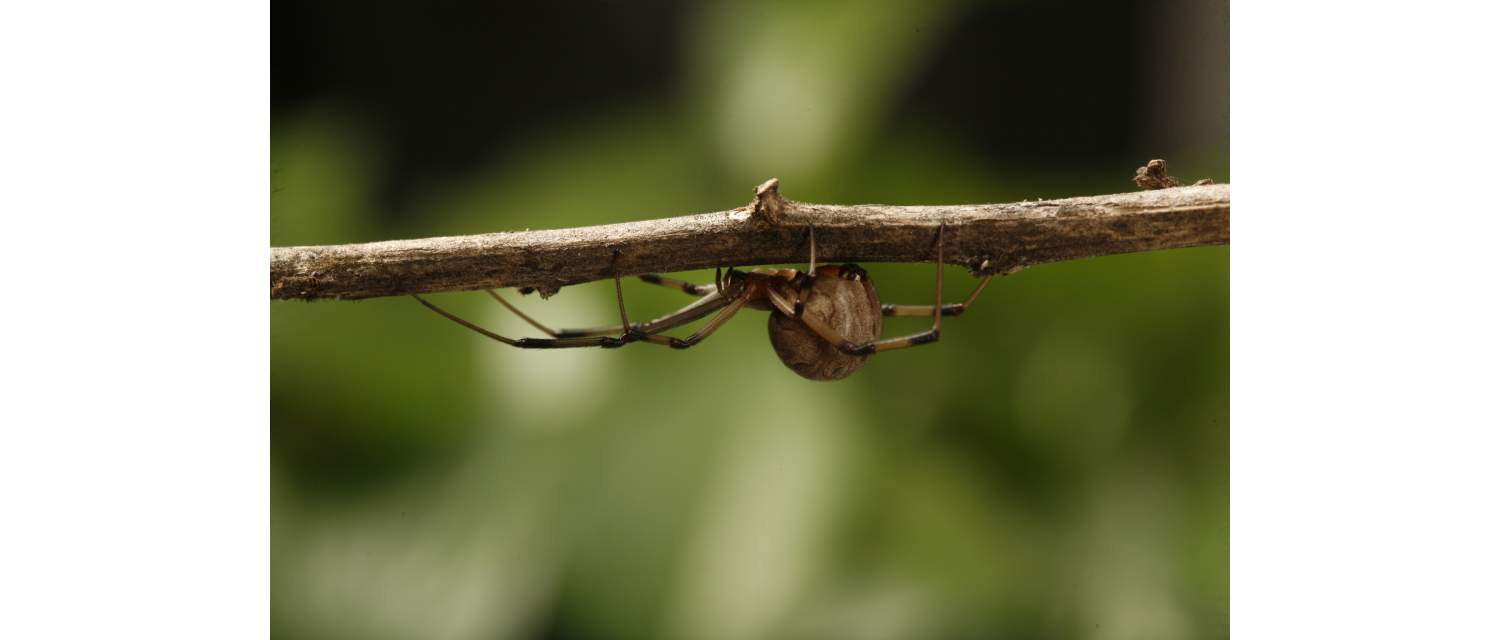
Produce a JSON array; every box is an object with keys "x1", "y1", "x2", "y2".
[{"x1": 415, "y1": 272, "x2": 754, "y2": 351}]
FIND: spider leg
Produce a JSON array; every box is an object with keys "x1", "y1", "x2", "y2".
[
  {"x1": 484, "y1": 289, "x2": 586, "y2": 337},
  {"x1": 791, "y1": 226, "x2": 817, "y2": 315},
  {"x1": 631, "y1": 290, "x2": 751, "y2": 350},
  {"x1": 612, "y1": 273, "x2": 632, "y2": 334},
  {"x1": 634, "y1": 293, "x2": 732, "y2": 334},
  {"x1": 636, "y1": 273, "x2": 716, "y2": 296},
  {"x1": 807, "y1": 225, "x2": 817, "y2": 272},
  {"x1": 415, "y1": 271, "x2": 635, "y2": 349},
  {"x1": 414, "y1": 294, "x2": 628, "y2": 348},
  {"x1": 488, "y1": 288, "x2": 731, "y2": 338},
  {"x1": 881, "y1": 274, "x2": 993, "y2": 317}
]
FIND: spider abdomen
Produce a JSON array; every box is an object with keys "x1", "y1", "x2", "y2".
[{"x1": 768, "y1": 268, "x2": 882, "y2": 381}]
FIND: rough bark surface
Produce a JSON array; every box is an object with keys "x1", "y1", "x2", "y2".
[{"x1": 270, "y1": 182, "x2": 1229, "y2": 301}]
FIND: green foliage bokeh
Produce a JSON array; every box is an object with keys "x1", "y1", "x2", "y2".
[{"x1": 272, "y1": 3, "x2": 1228, "y2": 638}]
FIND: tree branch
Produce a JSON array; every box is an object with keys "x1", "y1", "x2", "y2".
[{"x1": 270, "y1": 180, "x2": 1229, "y2": 301}]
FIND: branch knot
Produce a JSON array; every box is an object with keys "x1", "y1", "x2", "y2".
[{"x1": 751, "y1": 177, "x2": 787, "y2": 225}]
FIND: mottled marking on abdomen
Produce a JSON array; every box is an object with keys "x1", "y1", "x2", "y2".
[{"x1": 767, "y1": 271, "x2": 882, "y2": 381}]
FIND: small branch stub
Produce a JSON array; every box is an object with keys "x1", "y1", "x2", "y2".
[{"x1": 752, "y1": 177, "x2": 788, "y2": 224}]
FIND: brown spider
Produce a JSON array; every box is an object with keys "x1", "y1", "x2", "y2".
[{"x1": 413, "y1": 225, "x2": 994, "y2": 380}]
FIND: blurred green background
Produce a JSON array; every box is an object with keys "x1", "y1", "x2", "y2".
[{"x1": 272, "y1": 1, "x2": 1227, "y2": 638}]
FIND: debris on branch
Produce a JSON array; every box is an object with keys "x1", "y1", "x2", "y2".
[{"x1": 1134, "y1": 159, "x2": 1214, "y2": 190}]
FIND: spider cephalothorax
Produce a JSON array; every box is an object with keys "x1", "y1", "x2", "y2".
[{"x1": 413, "y1": 226, "x2": 993, "y2": 380}]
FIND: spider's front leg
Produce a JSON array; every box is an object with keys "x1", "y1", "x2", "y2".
[
  {"x1": 418, "y1": 245, "x2": 629, "y2": 347},
  {"x1": 636, "y1": 273, "x2": 716, "y2": 297},
  {"x1": 413, "y1": 274, "x2": 642, "y2": 349},
  {"x1": 486, "y1": 287, "x2": 733, "y2": 340},
  {"x1": 419, "y1": 272, "x2": 746, "y2": 350},
  {"x1": 629, "y1": 292, "x2": 751, "y2": 350},
  {"x1": 414, "y1": 294, "x2": 630, "y2": 348}
]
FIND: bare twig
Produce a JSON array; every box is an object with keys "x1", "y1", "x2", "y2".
[{"x1": 271, "y1": 180, "x2": 1229, "y2": 301}]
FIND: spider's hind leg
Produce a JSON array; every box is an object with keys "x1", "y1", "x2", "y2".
[
  {"x1": 880, "y1": 274, "x2": 993, "y2": 318},
  {"x1": 879, "y1": 225, "x2": 995, "y2": 319}
]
